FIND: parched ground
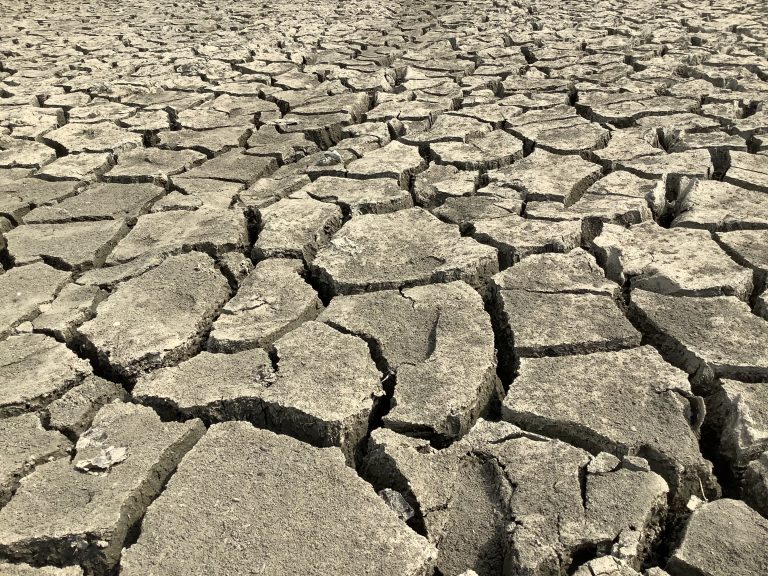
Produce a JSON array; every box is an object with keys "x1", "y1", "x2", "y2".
[{"x1": 1, "y1": 0, "x2": 768, "y2": 574}]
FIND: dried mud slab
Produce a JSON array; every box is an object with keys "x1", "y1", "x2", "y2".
[
  {"x1": 706, "y1": 380, "x2": 768, "y2": 473},
  {"x1": 120, "y1": 423, "x2": 437, "y2": 576},
  {"x1": 492, "y1": 290, "x2": 640, "y2": 358},
  {"x1": 0, "y1": 414, "x2": 70, "y2": 507},
  {"x1": 106, "y1": 208, "x2": 248, "y2": 264},
  {"x1": 4, "y1": 220, "x2": 128, "y2": 270},
  {"x1": 576, "y1": 94, "x2": 699, "y2": 128},
  {"x1": 714, "y1": 229, "x2": 768, "y2": 294},
  {"x1": 472, "y1": 215, "x2": 582, "y2": 268},
  {"x1": 0, "y1": 138, "x2": 56, "y2": 170},
  {"x1": 175, "y1": 150, "x2": 277, "y2": 186},
  {"x1": 0, "y1": 179, "x2": 81, "y2": 224},
  {"x1": 524, "y1": 170, "x2": 662, "y2": 233},
  {"x1": 590, "y1": 128, "x2": 664, "y2": 170},
  {"x1": 311, "y1": 207, "x2": 498, "y2": 295},
  {"x1": 573, "y1": 557, "x2": 657, "y2": 576},
  {"x1": 156, "y1": 126, "x2": 249, "y2": 157},
  {"x1": 281, "y1": 116, "x2": 353, "y2": 151},
  {"x1": 0, "y1": 333, "x2": 92, "y2": 418},
  {"x1": 346, "y1": 140, "x2": 427, "y2": 188},
  {"x1": 22, "y1": 183, "x2": 164, "y2": 225},
  {"x1": 724, "y1": 151, "x2": 768, "y2": 193},
  {"x1": 103, "y1": 148, "x2": 207, "y2": 184},
  {"x1": 173, "y1": 177, "x2": 244, "y2": 209},
  {"x1": 77, "y1": 252, "x2": 230, "y2": 380},
  {"x1": 208, "y1": 258, "x2": 322, "y2": 353},
  {"x1": 319, "y1": 281, "x2": 501, "y2": 441},
  {"x1": 32, "y1": 283, "x2": 108, "y2": 343},
  {"x1": 505, "y1": 105, "x2": 610, "y2": 154},
  {"x1": 252, "y1": 197, "x2": 342, "y2": 263},
  {"x1": 35, "y1": 153, "x2": 113, "y2": 182},
  {"x1": 503, "y1": 346, "x2": 719, "y2": 506},
  {"x1": 0, "y1": 402, "x2": 204, "y2": 574},
  {"x1": 41, "y1": 122, "x2": 142, "y2": 155},
  {"x1": 400, "y1": 113, "x2": 492, "y2": 148},
  {"x1": 429, "y1": 129, "x2": 525, "y2": 170},
  {"x1": 614, "y1": 150, "x2": 713, "y2": 187},
  {"x1": 672, "y1": 178, "x2": 768, "y2": 232},
  {"x1": 489, "y1": 248, "x2": 617, "y2": 296},
  {"x1": 74, "y1": 252, "x2": 168, "y2": 291},
  {"x1": 364, "y1": 420, "x2": 668, "y2": 575},
  {"x1": 136, "y1": 321, "x2": 382, "y2": 462},
  {"x1": 46, "y1": 375, "x2": 127, "y2": 438},
  {"x1": 246, "y1": 126, "x2": 319, "y2": 164},
  {"x1": 487, "y1": 149, "x2": 603, "y2": 205},
  {"x1": 667, "y1": 499, "x2": 768, "y2": 576},
  {"x1": 593, "y1": 222, "x2": 753, "y2": 300},
  {"x1": 0, "y1": 263, "x2": 70, "y2": 339},
  {"x1": 412, "y1": 163, "x2": 477, "y2": 207},
  {"x1": 629, "y1": 291, "x2": 768, "y2": 392},
  {"x1": 431, "y1": 189, "x2": 524, "y2": 233},
  {"x1": 295, "y1": 176, "x2": 412, "y2": 216},
  {"x1": 525, "y1": 193, "x2": 654, "y2": 234}
]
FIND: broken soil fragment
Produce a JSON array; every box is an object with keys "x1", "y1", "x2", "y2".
[
  {"x1": 74, "y1": 445, "x2": 128, "y2": 474},
  {"x1": 379, "y1": 488, "x2": 415, "y2": 521}
]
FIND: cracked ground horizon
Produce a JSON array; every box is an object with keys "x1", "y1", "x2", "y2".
[{"x1": 0, "y1": 0, "x2": 768, "y2": 574}]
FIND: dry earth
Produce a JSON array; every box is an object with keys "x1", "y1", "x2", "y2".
[{"x1": 0, "y1": 0, "x2": 767, "y2": 575}]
